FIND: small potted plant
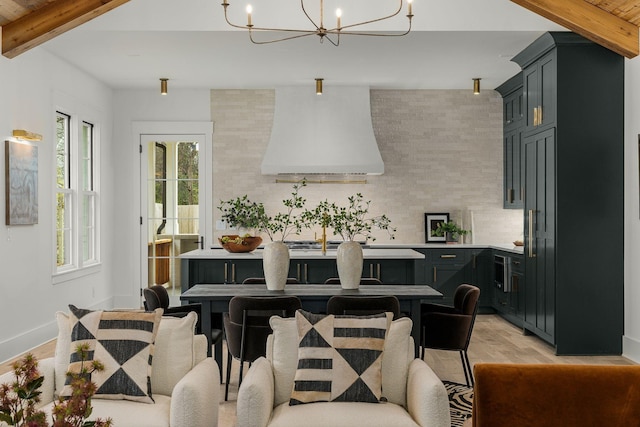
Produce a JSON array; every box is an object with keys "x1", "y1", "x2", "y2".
[
  {"x1": 433, "y1": 221, "x2": 469, "y2": 244},
  {"x1": 217, "y1": 195, "x2": 268, "y2": 252}
]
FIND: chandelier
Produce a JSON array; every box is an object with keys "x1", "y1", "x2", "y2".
[{"x1": 221, "y1": 0, "x2": 414, "y2": 46}]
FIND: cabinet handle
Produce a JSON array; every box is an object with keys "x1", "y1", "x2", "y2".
[
  {"x1": 231, "y1": 263, "x2": 236, "y2": 284},
  {"x1": 473, "y1": 255, "x2": 477, "y2": 269},
  {"x1": 297, "y1": 264, "x2": 301, "y2": 282},
  {"x1": 520, "y1": 187, "x2": 524, "y2": 200},
  {"x1": 304, "y1": 263, "x2": 308, "y2": 284},
  {"x1": 376, "y1": 263, "x2": 381, "y2": 280},
  {"x1": 433, "y1": 267, "x2": 437, "y2": 283},
  {"x1": 370, "y1": 264, "x2": 374, "y2": 278},
  {"x1": 513, "y1": 260, "x2": 521, "y2": 265},
  {"x1": 528, "y1": 209, "x2": 537, "y2": 259},
  {"x1": 533, "y1": 107, "x2": 538, "y2": 126},
  {"x1": 224, "y1": 262, "x2": 228, "y2": 284},
  {"x1": 538, "y1": 105, "x2": 543, "y2": 125},
  {"x1": 440, "y1": 254, "x2": 456, "y2": 259}
]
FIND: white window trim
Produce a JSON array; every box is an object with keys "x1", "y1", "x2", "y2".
[{"x1": 52, "y1": 92, "x2": 102, "y2": 283}]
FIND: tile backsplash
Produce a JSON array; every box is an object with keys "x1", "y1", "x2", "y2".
[{"x1": 210, "y1": 89, "x2": 523, "y2": 244}]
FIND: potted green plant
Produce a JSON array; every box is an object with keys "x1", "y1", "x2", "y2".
[
  {"x1": 217, "y1": 195, "x2": 268, "y2": 252},
  {"x1": 433, "y1": 221, "x2": 469, "y2": 243},
  {"x1": 261, "y1": 180, "x2": 312, "y2": 290},
  {"x1": 307, "y1": 193, "x2": 395, "y2": 289}
]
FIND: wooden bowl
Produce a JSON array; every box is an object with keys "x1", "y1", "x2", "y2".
[{"x1": 219, "y1": 235, "x2": 263, "y2": 253}]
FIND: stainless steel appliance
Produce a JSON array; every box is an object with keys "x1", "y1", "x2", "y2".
[{"x1": 494, "y1": 254, "x2": 511, "y2": 292}]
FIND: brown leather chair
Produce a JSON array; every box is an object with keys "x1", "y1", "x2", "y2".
[
  {"x1": 324, "y1": 277, "x2": 383, "y2": 285},
  {"x1": 326, "y1": 295, "x2": 401, "y2": 319},
  {"x1": 242, "y1": 277, "x2": 300, "y2": 284},
  {"x1": 223, "y1": 295, "x2": 302, "y2": 401},
  {"x1": 420, "y1": 284, "x2": 480, "y2": 386},
  {"x1": 143, "y1": 285, "x2": 223, "y2": 343}
]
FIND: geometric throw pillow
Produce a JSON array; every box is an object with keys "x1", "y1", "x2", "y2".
[
  {"x1": 289, "y1": 310, "x2": 391, "y2": 406},
  {"x1": 62, "y1": 305, "x2": 163, "y2": 404}
]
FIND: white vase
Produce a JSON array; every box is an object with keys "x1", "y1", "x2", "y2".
[
  {"x1": 337, "y1": 241, "x2": 363, "y2": 290},
  {"x1": 263, "y1": 241, "x2": 290, "y2": 291}
]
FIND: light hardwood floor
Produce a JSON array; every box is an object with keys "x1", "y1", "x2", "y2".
[{"x1": 1, "y1": 314, "x2": 634, "y2": 426}]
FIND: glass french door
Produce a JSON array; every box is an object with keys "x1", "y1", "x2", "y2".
[{"x1": 140, "y1": 134, "x2": 207, "y2": 305}]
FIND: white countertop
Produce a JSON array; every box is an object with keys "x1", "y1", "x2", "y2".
[
  {"x1": 369, "y1": 242, "x2": 524, "y2": 255},
  {"x1": 180, "y1": 243, "x2": 525, "y2": 259},
  {"x1": 180, "y1": 247, "x2": 425, "y2": 259}
]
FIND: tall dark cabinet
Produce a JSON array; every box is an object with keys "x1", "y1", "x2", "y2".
[
  {"x1": 496, "y1": 73, "x2": 525, "y2": 209},
  {"x1": 512, "y1": 32, "x2": 624, "y2": 355}
]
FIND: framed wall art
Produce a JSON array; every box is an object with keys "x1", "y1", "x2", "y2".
[
  {"x1": 424, "y1": 212, "x2": 449, "y2": 243},
  {"x1": 5, "y1": 140, "x2": 38, "y2": 225}
]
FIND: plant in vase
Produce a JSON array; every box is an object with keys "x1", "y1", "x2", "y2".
[
  {"x1": 261, "y1": 180, "x2": 312, "y2": 290},
  {"x1": 0, "y1": 345, "x2": 112, "y2": 427},
  {"x1": 432, "y1": 221, "x2": 469, "y2": 243},
  {"x1": 217, "y1": 195, "x2": 268, "y2": 252},
  {"x1": 309, "y1": 193, "x2": 395, "y2": 289}
]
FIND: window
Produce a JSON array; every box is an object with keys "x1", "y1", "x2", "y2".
[{"x1": 55, "y1": 109, "x2": 100, "y2": 277}]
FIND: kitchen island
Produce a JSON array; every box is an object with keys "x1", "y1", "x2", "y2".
[{"x1": 179, "y1": 247, "x2": 425, "y2": 289}]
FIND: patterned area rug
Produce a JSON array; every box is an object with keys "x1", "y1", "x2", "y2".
[{"x1": 443, "y1": 381, "x2": 473, "y2": 427}]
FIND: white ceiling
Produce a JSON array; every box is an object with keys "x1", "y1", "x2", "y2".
[{"x1": 40, "y1": 0, "x2": 565, "y2": 91}]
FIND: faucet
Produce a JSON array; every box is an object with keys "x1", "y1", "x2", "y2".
[{"x1": 315, "y1": 215, "x2": 328, "y2": 255}]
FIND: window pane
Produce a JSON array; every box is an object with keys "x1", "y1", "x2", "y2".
[
  {"x1": 81, "y1": 193, "x2": 95, "y2": 262},
  {"x1": 177, "y1": 142, "x2": 199, "y2": 234},
  {"x1": 81, "y1": 122, "x2": 93, "y2": 191},
  {"x1": 56, "y1": 113, "x2": 70, "y2": 189},
  {"x1": 56, "y1": 192, "x2": 72, "y2": 267}
]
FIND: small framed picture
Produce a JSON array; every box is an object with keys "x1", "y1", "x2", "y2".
[{"x1": 425, "y1": 213, "x2": 449, "y2": 243}]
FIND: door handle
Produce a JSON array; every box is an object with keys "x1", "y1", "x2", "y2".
[
  {"x1": 193, "y1": 235, "x2": 204, "y2": 249},
  {"x1": 528, "y1": 209, "x2": 537, "y2": 259}
]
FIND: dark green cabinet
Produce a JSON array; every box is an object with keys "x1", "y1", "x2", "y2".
[
  {"x1": 181, "y1": 258, "x2": 263, "y2": 286},
  {"x1": 289, "y1": 259, "x2": 336, "y2": 284},
  {"x1": 523, "y1": 128, "x2": 555, "y2": 344},
  {"x1": 469, "y1": 249, "x2": 492, "y2": 310},
  {"x1": 362, "y1": 259, "x2": 412, "y2": 284},
  {"x1": 502, "y1": 85, "x2": 524, "y2": 130},
  {"x1": 513, "y1": 32, "x2": 624, "y2": 355},
  {"x1": 522, "y1": 50, "x2": 555, "y2": 132},
  {"x1": 497, "y1": 73, "x2": 525, "y2": 209},
  {"x1": 426, "y1": 249, "x2": 468, "y2": 306},
  {"x1": 503, "y1": 128, "x2": 524, "y2": 208}
]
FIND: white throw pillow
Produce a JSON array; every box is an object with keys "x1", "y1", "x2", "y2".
[
  {"x1": 151, "y1": 313, "x2": 197, "y2": 396},
  {"x1": 269, "y1": 315, "x2": 412, "y2": 407}
]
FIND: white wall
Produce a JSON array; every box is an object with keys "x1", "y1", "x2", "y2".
[
  {"x1": 110, "y1": 89, "x2": 212, "y2": 308},
  {"x1": 624, "y1": 58, "x2": 640, "y2": 362},
  {"x1": 0, "y1": 49, "x2": 114, "y2": 362}
]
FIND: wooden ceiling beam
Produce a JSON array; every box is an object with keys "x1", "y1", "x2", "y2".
[
  {"x1": 511, "y1": 0, "x2": 639, "y2": 58},
  {"x1": 2, "y1": 0, "x2": 129, "y2": 59}
]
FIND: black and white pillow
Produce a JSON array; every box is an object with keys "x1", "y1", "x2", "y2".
[
  {"x1": 62, "y1": 305, "x2": 163, "y2": 403},
  {"x1": 290, "y1": 310, "x2": 391, "y2": 405}
]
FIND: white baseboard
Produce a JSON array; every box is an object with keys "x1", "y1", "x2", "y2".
[
  {"x1": 623, "y1": 335, "x2": 640, "y2": 363},
  {"x1": 0, "y1": 298, "x2": 113, "y2": 364}
]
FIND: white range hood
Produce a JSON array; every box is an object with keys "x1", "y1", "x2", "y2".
[{"x1": 261, "y1": 86, "x2": 384, "y2": 175}]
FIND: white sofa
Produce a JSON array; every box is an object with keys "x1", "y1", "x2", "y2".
[
  {"x1": 0, "y1": 311, "x2": 219, "y2": 427},
  {"x1": 236, "y1": 315, "x2": 451, "y2": 427}
]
